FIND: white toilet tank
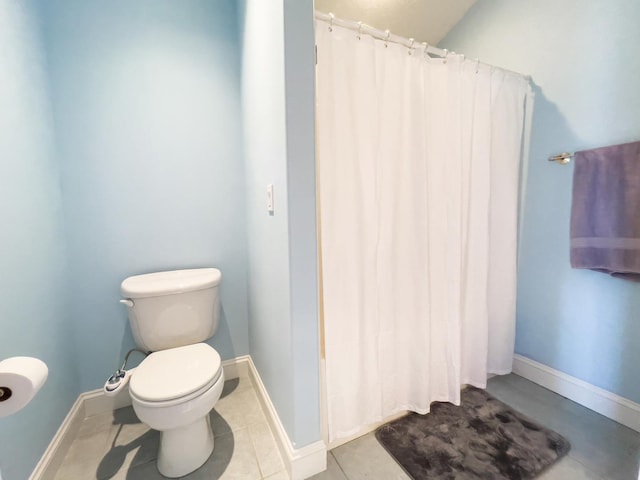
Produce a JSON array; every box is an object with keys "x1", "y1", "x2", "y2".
[{"x1": 120, "y1": 268, "x2": 222, "y2": 352}]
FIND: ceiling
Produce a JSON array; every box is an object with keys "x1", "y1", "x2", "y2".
[{"x1": 314, "y1": 0, "x2": 477, "y2": 46}]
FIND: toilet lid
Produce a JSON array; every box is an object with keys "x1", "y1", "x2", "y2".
[{"x1": 130, "y1": 343, "x2": 222, "y2": 402}]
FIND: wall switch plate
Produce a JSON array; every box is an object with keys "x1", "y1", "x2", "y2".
[{"x1": 267, "y1": 184, "x2": 274, "y2": 214}]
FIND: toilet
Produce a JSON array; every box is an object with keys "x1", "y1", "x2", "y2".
[{"x1": 120, "y1": 268, "x2": 225, "y2": 478}]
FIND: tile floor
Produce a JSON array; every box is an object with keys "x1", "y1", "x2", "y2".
[
  {"x1": 310, "y1": 374, "x2": 640, "y2": 480},
  {"x1": 54, "y1": 371, "x2": 287, "y2": 480},
  {"x1": 55, "y1": 373, "x2": 640, "y2": 480}
]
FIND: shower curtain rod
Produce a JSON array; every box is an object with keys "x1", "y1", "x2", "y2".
[
  {"x1": 314, "y1": 11, "x2": 531, "y2": 81},
  {"x1": 315, "y1": 11, "x2": 448, "y2": 58}
]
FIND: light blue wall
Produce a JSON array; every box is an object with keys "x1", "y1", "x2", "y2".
[
  {"x1": 0, "y1": 2, "x2": 79, "y2": 479},
  {"x1": 239, "y1": 0, "x2": 320, "y2": 447},
  {"x1": 282, "y1": 0, "x2": 321, "y2": 448},
  {"x1": 443, "y1": 0, "x2": 640, "y2": 402},
  {"x1": 1, "y1": 2, "x2": 318, "y2": 477},
  {"x1": 239, "y1": 0, "x2": 295, "y2": 442},
  {"x1": 40, "y1": 0, "x2": 249, "y2": 391}
]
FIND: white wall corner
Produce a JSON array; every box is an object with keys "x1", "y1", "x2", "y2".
[
  {"x1": 513, "y1": 354, "x2": 640, "y2": 433},
  {"x1": 246, "y1": 357, "x2": 327, "y2": 479},
  {"x1": 221, "y1": 355, "x2": 251, "y2": 381}
]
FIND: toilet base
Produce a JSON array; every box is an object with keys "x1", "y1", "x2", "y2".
[{"x1": 157, "y1": 414, "x2": 214, "y2": 478}]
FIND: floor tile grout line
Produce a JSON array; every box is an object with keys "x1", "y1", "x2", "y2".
[
  {"x1": 329, "y1": 451, "x2": 350, "y2": 479},
  {"x1": 243, "y1": 380, "x2": 280, "y2": 479},
  {"x1": 245, "y1": 420, "x2": 267, "y2": 479},
  {"x1": 247, "y1": 420, "x2": 286, "y2": 479}
]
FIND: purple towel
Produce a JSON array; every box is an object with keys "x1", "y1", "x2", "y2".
[{"x1": 570, "y1": 141, "x2": 640, "y2": 280}]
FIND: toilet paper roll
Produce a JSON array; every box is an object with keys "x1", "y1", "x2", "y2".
[{"x1": 0, "y1": 357, "x2": 48, "y2": 418}]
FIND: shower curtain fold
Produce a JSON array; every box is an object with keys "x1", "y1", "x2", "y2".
[{"x1": 316, "y1": 21, "x2": 533, "y2": 443}]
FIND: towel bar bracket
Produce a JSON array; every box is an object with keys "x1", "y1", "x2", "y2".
[{"x1": 548, "y1": 152, "x2": 573, "y2": 164}]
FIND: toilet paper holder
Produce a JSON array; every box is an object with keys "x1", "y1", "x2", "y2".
[
  {"x1": 0, "y1": 356, "x2": 49, "y2": 418},
  {"x1": 0, "y1": 387, "x2": 12, "y2": 402}
]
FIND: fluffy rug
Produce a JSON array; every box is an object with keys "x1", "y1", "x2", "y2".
[{"x1": 375, "y1": 386, "x2": 570, "y2": 480}]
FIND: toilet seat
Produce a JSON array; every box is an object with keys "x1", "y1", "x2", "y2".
[{"x1": 130, "y1": 343, "x2": 222, "y2": 406}]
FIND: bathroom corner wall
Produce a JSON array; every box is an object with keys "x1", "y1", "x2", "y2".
[
  {"x1": 238, "y1": 0, "x2": 295, "y2": 442},
  {"x1": 442, "y1": 0, "x2": 640, "y2": 403},
  {"x1": 239, "y1": 0, "x2": 321, "y2": 448},
  {"x1": 282, "y1": 0, "x2": 321, "y2": 448},
  {"x1": 0, "y1": 2, "x2": 79, "y2": 479},
  {"x1": 39, "y1": 0, "x2": 250, "y2": 392}
]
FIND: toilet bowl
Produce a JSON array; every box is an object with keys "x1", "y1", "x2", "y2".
[{"x1": 129, "y1": 343, "x2": 224, "y2": 478}]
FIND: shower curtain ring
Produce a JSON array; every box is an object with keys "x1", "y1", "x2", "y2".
[
  {"x1": 357, "y1": 21, "x2": 363, "y2": 40},
  {"x1": 328, "y1": 12, "x2": 334, "y2": 32},
  {"x1": 423, "y1": 42, "x2": 430, "y2": 59},
  {"x1": 408, "y1": 38, "x2": 415, "y2": 55},
  {"x1": 475, "y1": 58, "x2": 480, "y2": 74},
  {"x1": 384, "y1": 30, "x2": 390, "y2": 48},
  {"x1": 443, "y1": 49, "x2": 449, "y2": 64}
]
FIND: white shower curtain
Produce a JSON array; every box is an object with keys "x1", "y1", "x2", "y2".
[{"x1": 316, "y1": 21, "x2": 534, "y2": 442}]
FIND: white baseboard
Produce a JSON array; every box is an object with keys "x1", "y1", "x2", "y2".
[
  {"x1": 513, "y1": 354, "x2": 640, "y2": 433},
  {"x1": 221, "y1": 355, "x2": 250, "y2": 380},
  {"x1": 246, "y1": 357, "x2": 327, "y2": 479},
  {"x1": 84, "y1": 384, "x2": 133, "y2": 417},
  {"x1": 30, "y1": 356, "x2": 325, "y2": 479}
]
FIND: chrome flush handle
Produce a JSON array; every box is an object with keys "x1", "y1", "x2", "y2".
[{"x1": 119, "y1": 298, "x2": 134, "y2": 307}]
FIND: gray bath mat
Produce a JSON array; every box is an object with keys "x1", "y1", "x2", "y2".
[{"x1": 375, "y1": 386, "x2": 570, "y2": 480}]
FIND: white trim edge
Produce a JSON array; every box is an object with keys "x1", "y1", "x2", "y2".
[
  {"x1": 246, "y1": 357, "x2": 327, "y2": 479},
  {"x1": 513, "y1": 354, "x2": 640, "y2": 433}
]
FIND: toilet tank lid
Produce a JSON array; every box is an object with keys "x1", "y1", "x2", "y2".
[{"x1": 121, "y1": 268, "x2": 221, "y2": 298}]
